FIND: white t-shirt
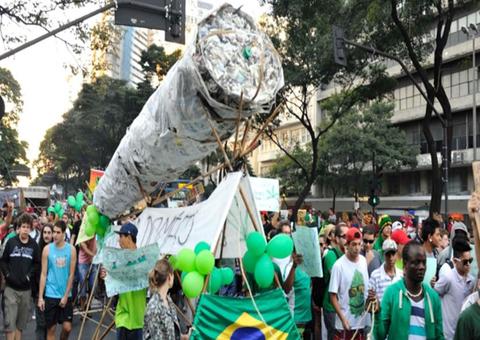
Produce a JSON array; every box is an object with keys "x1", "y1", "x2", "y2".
[{"x1": 328, "y1": 254, "x2": 369, "y2": 330}]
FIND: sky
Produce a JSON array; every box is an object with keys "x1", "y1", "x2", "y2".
[{"x1": 1, "y1": 0, "x2": 268, "y2": 186}]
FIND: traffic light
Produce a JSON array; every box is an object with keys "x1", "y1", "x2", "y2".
[
  {"x1": 368, "y1": 191, "x2": 380, "y2": 207},
  {"x1": 115, "y1": 0, "x2": 185, "y2": 44},
  {"x1": 332, "y1": 25, "x2": 347, "y2": 66}
]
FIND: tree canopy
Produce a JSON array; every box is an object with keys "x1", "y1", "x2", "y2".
[{"x1": 0, "y1": 67, "x2": 28, "y2": 185}]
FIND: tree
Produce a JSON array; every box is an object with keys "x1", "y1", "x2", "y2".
[
  {"x1": 140, "y1": 45, "x2": 182, "y2": 84},
  {"x1": 0, "y1": 0, "x2": 95, "y2": 51},
  {"x1": 317, "y1": 100, "x2": 418, "y2": 204},
  {"x1": 348, "y1": 0, "x2": 476, "y2": 215},
  {"x1": 0, "y1": 67, "x2": 28, "y2": 185},
  {"x1": 261, "y1": 0, "x2": 396, "y2": 218},
  {"x1": 34, "y1": 45, "x2": 182, "y2": 191}
]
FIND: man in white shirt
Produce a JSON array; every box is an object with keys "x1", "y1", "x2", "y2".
[
  {"x1": 369, "y1": 239, "x2": 403, "y2": 303},
  {"x1": 434, "y1": 239, "x2": 474, "y2": 340},
  {"x1": 329, "y1": 228, "x2": 370, "y2": 340}
]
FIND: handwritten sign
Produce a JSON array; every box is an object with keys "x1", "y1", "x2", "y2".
[
  {"x1": 103, "y1": 172, "x2": 263, "y2": 259},
  {"x1": 100, "y1": 243, "x2": 160, "y2": 297},
  {"x1": 248, "y1": 177, "x2": 280, "y2": 212},
  {"x1": 292, "y1": 226, "x2": 323, "y2": 278}
]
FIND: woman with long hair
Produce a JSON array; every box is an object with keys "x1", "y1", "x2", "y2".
[{"x1": 144, "y1": 258, "x2": 190, "y2": 340}]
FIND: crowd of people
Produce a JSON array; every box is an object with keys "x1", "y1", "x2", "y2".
[{"x1": 0, "y1": 192, "x2": 479, "y2": 340}]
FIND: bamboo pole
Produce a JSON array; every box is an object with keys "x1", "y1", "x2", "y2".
[
  {"x1": 93, "y1": 297, "x2": 113, "y2": 340},
  {"x1": 77, "y1": 268, "x2": 100, "y2": 340},
  {"x1": 207, "y1": 118, "x2": 234, "y2": 171}
]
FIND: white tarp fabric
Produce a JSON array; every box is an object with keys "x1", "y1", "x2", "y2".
[
  {"x1": 101, "y1": 172, "x2": 264, "y2": 259},
  {"x1": 93, "y1": 4, "x2": 284, "y2": 218}
]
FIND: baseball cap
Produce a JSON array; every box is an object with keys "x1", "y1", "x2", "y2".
[
  {"x1": 452, "y1": 222, "x2": 469, "y2": 238},
  {"x1": 391, "y1": 229, "x2": 410, "y2": 245},
  {"x1": 392, "y1": 221, "x2": 403, "y2": 232},
  {"x1": 382, "y1": 239, "x2": 398, "y2": 254},
  {"x1": 346, "y1": 228, "x2": 362, "y2": 243},
  {"x1": 115, "y1": 222, "x2": 138, "y2": 238}
]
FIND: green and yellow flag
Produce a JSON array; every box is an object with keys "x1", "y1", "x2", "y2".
[{"x1": 191, "y1": 289, "x2": 301, "y2": 339}]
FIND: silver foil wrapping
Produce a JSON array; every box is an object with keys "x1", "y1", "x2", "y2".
[{"x1": 93, "y1": 4, "x2": 284, "y2": 218}]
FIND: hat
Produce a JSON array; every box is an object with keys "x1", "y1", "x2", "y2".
[
  {"x1": 382, "y1": 239, "x2": 398, "y2": 253},
  {"x1": 346, "y1": 228, "x2": 362, "y2": 243},
  {"x1": 452, "y1": 221, "x2": 469, "y2": 237},
  {"x1": 392, "y1": 221, "x2": 403, "y2": 232},
  {"x1": 115, "y1": 222, "x2": 138, "y2": 238},
  {"x1": 391, "y1": 229, "x2": 410, "y2": 245},
  {"x1": 378, "y1": 215, "x2": 392, "y2": 229}
]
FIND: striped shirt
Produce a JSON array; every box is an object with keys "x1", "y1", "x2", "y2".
[
  {"x1": 408, "y1": 298, "x2": 426, "y2": 340},
  {"x1": 368, "y1": 265, "x2": 402, "y2": 302}
]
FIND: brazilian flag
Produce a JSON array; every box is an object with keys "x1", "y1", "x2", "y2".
[{"x1": 191, "y1": 289, "x2": 301, "y2": 339}]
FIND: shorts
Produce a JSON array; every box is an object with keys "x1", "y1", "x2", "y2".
[
  {"x1": 116, "y1": 327, "x2": 143, "y2": 340},
  {"x1": 3, "y1": 286, "x2": 31, "y2": 332},
  {"x1": 44, "y1": 297, "x2": 73, "y2": 328}
]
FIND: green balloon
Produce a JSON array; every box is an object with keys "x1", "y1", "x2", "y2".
[
  {"x1": 96, "y1": 223, "x2": 106, "y2": 237},
  {"x1": 182, "y1": 271, "x2": 204, "y2": 298},
  {"x1": 47, "y1": 206, "x2": 55, "y2": 214},
  {"x1": 266, "y1": 234, "x2": 294, "y2": 259},
  {"x1": 181, "y1": 271, "x2": 187, "y2": 282},
  {"x1": 242, "y1": 250, "x2": 259, "y2": 274},
  {"x1": 177, "y1": 248, "x2": 196, "y2": 272},
  {"x1": 254, "y1": 254, "x2": 274, "y2": 288},
  {"x1": 194, "y1": 241, "x2": 210, "y2": 255},
  {"x1": 58, "y1": 208, "x2": 64, "y2": 218},
  {"x1": 195, "y1": 250, "x2": 214, "y2": 275},
  {"x1": 220, "y1": 267, "x2": 234, "y2": 285},
  {"x1": 207, "y1": 267, "x2": 222, "y2": 294},
  {"x1": 67, "y1": 196, "x2": 76, "y2": 207},
  {"x1": 86, "y1": 205, "x2": 99, "y2": 226},
  {"x1": 85, "y1": 220, "x2": 95, "y2": 237},
  {"x1": 99, "y1": 215, "x2": 110, "y2": 229},
  {"x1": 74, "y1": 201, "x2": 83, "y2": 212},
  {"x1": 76, "y1": 192, "x2": 84, "y2": 203},
  {"x1": 246, "y1": 231, "x2": 266, "y2": 257},
  {"x1": 54, "y1": 202, "x2": 62, "y2": 212}
]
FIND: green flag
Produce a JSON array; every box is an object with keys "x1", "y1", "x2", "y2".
[{"x1": 191, "y1": 289, "x2": 300, "y2": 339}]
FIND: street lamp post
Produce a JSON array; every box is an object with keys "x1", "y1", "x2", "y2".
[{"x1": 462, "y1": 24, "x2": 479, "y2": 160}]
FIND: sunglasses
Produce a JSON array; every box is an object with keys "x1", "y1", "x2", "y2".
[
  {"x1": 454, "y1": 257, "x2": 473, "y2": 266},
  {"x1": 363, "y1": 239, "x2": 374, "y2": 244}
]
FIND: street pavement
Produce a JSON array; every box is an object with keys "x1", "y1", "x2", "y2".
[{"x1": 0, "y1": 299, "x2": 116, "y2": 340}]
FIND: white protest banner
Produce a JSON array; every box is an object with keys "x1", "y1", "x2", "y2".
[
  {"x1": 102, "y1": 172, "x2": 263, "y2": 259},
  {"x1": 101, "y1": 243, "x2": 160, "y2": 297},
  {"x1": 292, "y1": 226, "x2": 323, "y2": 278},
  {"x1": 248, "y1": 177, "x2": 280, "y2": 212}
]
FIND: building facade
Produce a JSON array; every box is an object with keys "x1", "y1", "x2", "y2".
[{"x1": 250, "y1": 7, "x2": 480, "y2": 213}]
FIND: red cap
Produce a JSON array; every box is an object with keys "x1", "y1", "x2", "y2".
[
  {"x1": 391, "y1": 229, "x2": 410, "y2": 245},
  {"x1": 346, "y1": 227, "x2": 362, "y2": 243}
]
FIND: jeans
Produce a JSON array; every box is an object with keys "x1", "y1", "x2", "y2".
[{"x1": 78, "y1": 263, "x2": 97, "y2": 298}]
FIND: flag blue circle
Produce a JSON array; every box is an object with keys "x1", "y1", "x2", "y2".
[{"x1": 231, "y1": 327, "x2": 266, "y2": 340}]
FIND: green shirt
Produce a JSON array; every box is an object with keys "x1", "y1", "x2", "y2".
[
  {"x1": 374, "y1": 279, "x2": 444, "y2": 340},
  {"x1": 454, "y1": 302, "x2": 480, "y2": 340},
  {"x1": 115, "y1": 288, "x2": 147, "y2": 330},
  {"x1": 322, "y1": 247, "x2": 343, "y2": 312},
  {"x1": 293, "y1": 268, "x2": 312, "y2": 324}
]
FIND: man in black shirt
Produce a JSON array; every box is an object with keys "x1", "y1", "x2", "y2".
[{"x1": 0, "y1": 213, "x2": 40, "y2": 340}]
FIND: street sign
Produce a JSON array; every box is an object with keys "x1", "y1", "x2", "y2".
[{"x1": 115, "y1": 0, "x2": 185, "y2": 44}]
